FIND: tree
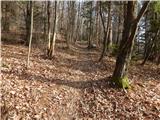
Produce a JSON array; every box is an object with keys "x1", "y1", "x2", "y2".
[
  {"x1": 142, "y1": 1, "x2": 160, "y2": 65},
  {"x1": 67, "y1": 1, "x2": 76, "y2": 45},
  {"x1": 47, "y1": 1, "x2": 58, "y2": 58},
  {"x1": 141, "y1": 28, "x2": 160, "y2": 65},
  {"x1": 25, "y1": 1, "x2": 32, "y2": 46},
  {"x1": 81, "y1": 1, "x2": 94, "y2": 48},
  {"x1": 75, "y1": 2, "x2": 81, "y2": 42},
  {"x1": 116, "y1": 3, "x2": 123, "y2": 45},
  {"x1": 59, "y1": 1, "x2": 65, "y2": 32},
  {"x1": 88, "y1": 1, "x2": 93, "y2": 49},
  {"x1": 51, "y1": 1, "x2": 58, "y2": 57},
  {"x1": 43, "y1": 1, "x2": 47, "y2": 42},
  {"x1": 1, "y1": 2, "x2": 19, "y2": 32},
  {"x1": 27, "y1": 1, "x2": 33, "y2": 68},
  {"x1": 47, "y1": 1, "x2": 52, "y2": 57},
  {"x1": 95, "y1": 1, "x2": 100, "y2": 48},
  {"x1": 99, "y1": 1, "x2": 111, "y2": 62},
  {"x1": 112, "y1": 1, "x2": 150, "y2": 89},
  {"x1": 2, "y1": 2, "x2": 10, "y2": 32}
]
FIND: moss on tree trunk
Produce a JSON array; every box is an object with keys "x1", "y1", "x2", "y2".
[
  {"x1": 111, "y1": 1, "x2": 149, "y2": 89},
  {"x1": 112, "y1": 76, "x2": 130, "y2": 89}
]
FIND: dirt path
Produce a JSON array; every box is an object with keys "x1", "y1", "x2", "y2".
[
  {"x1": 1, "y1": 44, "x2": 111, "y2": 119},
  {"x1": 1, "y1": 44, "x2": 160, "y2": 119}
]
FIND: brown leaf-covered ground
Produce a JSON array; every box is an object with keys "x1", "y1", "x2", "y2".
[{"x1": 1, "y1": 41, "x2": 160, "y2": 120}]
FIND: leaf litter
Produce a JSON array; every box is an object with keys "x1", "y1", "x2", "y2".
[{"x1": 1, "y1": 43, "x2": 160, "y2": 120}]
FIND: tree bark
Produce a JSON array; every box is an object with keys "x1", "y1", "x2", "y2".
[
  {"x1": 112, "y1": 1, "x2": 150, "y2": 89},
  {"x1": 25, "y1": 2, "x2": 31, "y2": 46},
  {"x1": 27, "y1": 1, "x2": 33, "y2": 68},
  {"x1": 95, "y1": 2, "x2": 100, "y2": 48},
  {"x1": 3, "y1": 3, "x2": 10, "y2": 32},
  {"x1": 141, "y1": 28, "x2": 160, "y2": 65},
  {"x1": 51, "y1": 1, "x2": 58, "y2": 57},
  {"x1": 48, "y1": 1, "x2": 58, "y2": 58},
  {"x1": 70, "y1": 2, "x2": 76, "y2": 44},
  {"x1": 43, "y1": 1, "x2": 47, "y2": 42},
  {"x1": 60, "y1": 1, "x2": 64, "y2": 31},
  {"x1": 99, "y1": 1, "x2": 111, "y2": 62},
  {"x1": 66, "y1": 2, "x2": 72, "y2": 47},
  {"x1": 75, "y1": 2, "x2": 81, "y2": 42},
  {"x1": 157, "y1": 55, "x2": 160, "y2": 65},
  {"x1": 47, "y1": 1, "x2": 51, "y2": 57},
  {"x1": 116, "y1": 13, "x2": 121, "y2": 45},
  {"x1": 88, "y1": 2, "x2": 93, "y2": 49}
]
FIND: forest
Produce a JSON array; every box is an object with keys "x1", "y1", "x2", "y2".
[{"x1": 1, "y1": 0, "x2": 160, "y2": 119}]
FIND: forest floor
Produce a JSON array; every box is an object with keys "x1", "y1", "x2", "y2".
[{"x1": 1, "y1": 40, "x2": 160, "y2": 120}]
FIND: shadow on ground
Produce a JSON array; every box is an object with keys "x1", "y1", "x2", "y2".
[{"x1": 2, "y1": 70, "x2": 113, "y2": 90}]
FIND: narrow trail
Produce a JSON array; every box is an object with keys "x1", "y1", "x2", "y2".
[{"x1": 1, "y1": 43, "x2": 112, "y2": 119}]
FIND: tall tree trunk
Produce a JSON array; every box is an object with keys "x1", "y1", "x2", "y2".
[
  {"x1": 52, "y1": 1, "x2": 58, "y2": 55},
  {"x1": 47, "y1": 1, "x2": 51, "y2": 57},
  {"x1": 107, "y1": 2, "x2": 112, "y2": 52},
  {"x1": 75, "y1": 2, "x2": 81, "y2": 42},
  {"x1": 27, "y1": 1, "x2": 33, "y2": 68},
  {"x1": 3, "y1": 3, "x2": 10, "y2": 32},
  {"x1": 60, "y1": 1, "x2": 64, "y2": 32},
  {"x1": 144, "y1": 13, "x2": 148, "y2": 59},
  {"x1": 99, "y1": 1, "x2": 111, "y2": 62},
  {"x1": 157, "y1": 55, "x2": 160, "y2": 65},
  {"x1": 116, "y1": 14, "x2": 121, "y2": 45},
  {"x1": 112, "y1": 1, "x2": 150, "y2": 89},
  {"x1": 88, "y1": 1, "x2": 93, "y2": 49},
  {"x1": 25, "y1": 2, "x2": 31, "y2": 46},
  {"x1": 43, "y1": 1, "x2": 47, "y2": 42},
  {"x1": 66, "y1": 2, "x2": 71, "y2": 47},
  {"x1": 107, "y1": 20, "x2": 112, "y2": 52},
  {"x1": 95, "y1": 2, "x2": 100, "y2": 48},
  {"x1": 48, "y1": 1, "x2": 58, "y2": 58},
  {"x1": 70, "y1": 2, "x2": 76, "y2": 44},
  {"x1": 141, "y1": 28, "x2": 160, "y2": 65}
]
